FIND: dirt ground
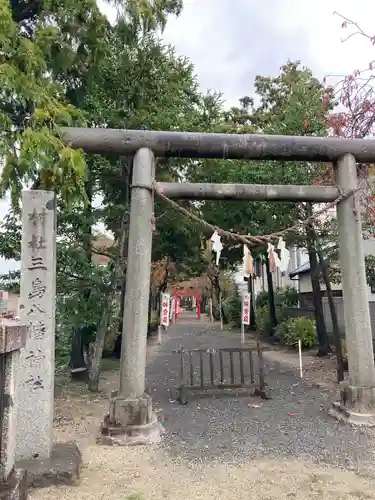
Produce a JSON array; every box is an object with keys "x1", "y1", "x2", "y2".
[{"x1": 29, "y1": 321, "x2": 375, "y2": 500}]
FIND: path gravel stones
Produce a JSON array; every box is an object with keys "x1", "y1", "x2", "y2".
[{"x1": 148, "y1": 316, "x2": 375, "y2": 473}]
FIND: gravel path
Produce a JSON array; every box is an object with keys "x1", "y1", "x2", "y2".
[
  {"x1": 149, "y1": 316, "x2": 375, "y2": 471},
  {"x1": 30, "y1": 314, "x2": 375, "y2": 499}
]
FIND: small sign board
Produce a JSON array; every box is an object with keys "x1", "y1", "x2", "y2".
[
  {"x1": 242, "y1": 294, "x2": 250, "y2": 326},
  {"x1": 161, "y1": 293, "x2": 170, "y2": 327}
]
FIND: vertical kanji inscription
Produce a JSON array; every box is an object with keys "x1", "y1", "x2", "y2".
[{"x1": 16, "y1": 191, "x2": 56, "y2": 461}]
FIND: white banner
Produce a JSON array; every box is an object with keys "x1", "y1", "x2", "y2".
[
  {"x1": 242, "y1": 293, "x2": 250, "y2": 325},
  {"x1": 161, "y1": 293, "x2": 170, "y2": 327}
]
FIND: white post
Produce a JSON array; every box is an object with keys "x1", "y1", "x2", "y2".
[
  {"x1": 219, "y1": 292, "x2": 223, "y2": 331},
  {"x1": 16, "y1": 190, "x2": 56, "y2": 460},
  {"x1": 298, "y1": 340, "x2": 303, "y2": 378}
]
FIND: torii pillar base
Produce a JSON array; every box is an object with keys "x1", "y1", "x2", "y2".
[
  {"x1": 329, "y1": 383, "x2": 375, "y2": 427},
  {"x1": 99, "y1": 392, "x2": 163, "y2": 446}
]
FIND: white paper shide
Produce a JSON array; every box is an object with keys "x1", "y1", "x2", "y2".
[{"x1": 210, "y1": 230, "x2": 223, "y2": 265}]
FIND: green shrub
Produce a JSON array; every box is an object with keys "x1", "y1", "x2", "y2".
[
  {"x1": 274, "y1": 319, "x2": 289, "y2": 342},
  {"x1": 279, "y1": 317, "x2": 316, "y2": 349},
  {"x1": 277, "y1": 286, "x2": 299, "y2": 307},
  {"x1": 278, "y1": 306, "x2": 294, "y2": 322},
  {"x1": 255, "y1": 290, "x2": 269, "y2": 309},
  {"x1": 222, "y1": 294, "x2": 242, "y2": 327},
  {"x1": 203, "y1": 301, "x2": 220, "y2": 320},
  {"x1": 256, "y1": 305, "x2": 273, "y2": 335},
  {"x1": 256, "y1": 304, "x2": 284, "y2": 336},
  {"x1": 256, "y1": 305, "x2": 270, "y2": 334},
  {"x1": 255, "y1": 286, "x2": 299, "y2": 310},
  {"x1": 212, "y1": 303, "x2": 221, "y2": 321}
]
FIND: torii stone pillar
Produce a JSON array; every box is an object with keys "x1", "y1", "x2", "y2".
[
  {"x1": 101, "y1": 148, "x2": 162, "y2": 444},
  {"x1": 330, "y1": 153, "x2": 375, "y2": 425}
]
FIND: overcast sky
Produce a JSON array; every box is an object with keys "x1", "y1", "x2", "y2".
[
  {"x1": 159, "y1": 0, "x2": 375, "y2": 106},
  {"x1": 1, "y1": 0, "x2": 375, "y2": 273}
]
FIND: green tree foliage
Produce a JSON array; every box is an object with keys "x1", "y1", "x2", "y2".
[
  {"x1": 1, "y1": 1, "x2": 209, "y2": 387},
  {"x1": 366, "y1": 255, "x2": 375, "y2": 289},
  {"x1": 1, "y1": 0, "x2": 185, "y2": 207},
  {"x1": 1, "y1": 0, "x2": 99, "y2": 206}
]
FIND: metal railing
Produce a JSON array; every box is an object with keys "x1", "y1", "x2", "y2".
[{"x1": 175, "y1": 343, "x2": 270, "y2": 404}]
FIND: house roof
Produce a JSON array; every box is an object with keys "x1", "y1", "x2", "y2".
[
  {"x1": 92, "y1": 234, "x2": 115, "y2": 266},
  {"x1": 289, "y1": 261, "x2": 311, "y2": 279}
]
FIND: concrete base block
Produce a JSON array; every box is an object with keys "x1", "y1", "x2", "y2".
[
  {"x1": 0, "y1": 469, "x2": 28, "y2": 500},
  {"x1": 110, "y1": 392, "x2": 154, "y2": 427},
  {"x1": 15, "y1": 443, "x2": 81, "y2": 488},
  {"x1": 100, "y1": 392, "x2": 163, "y2": 446},
  {"x1": 328, "y1": 384, "x2": 375, "y2": 427}
]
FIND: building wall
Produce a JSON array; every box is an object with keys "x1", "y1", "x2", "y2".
[
  {"x1": 0, "y1": 291, "x2": 20, "y2": 316},
  {"x1": 322, "y1": 298, "x2": 375, "y2": 338},
  {"x1": 285, "y1": 298, "x2": 375, "y2": 339},
  {"x1": 297, "y1": 273, "x2": 343, "y2": 294},
  {"x1": 297, "y1": 271, "x2": 375, "y2": 302},
  {"x1": 8, "y1": 292, "x2": 19, "y2": 316},
  {"x1": 91, "y1": 234, "x2": 115, "y2": 266}
]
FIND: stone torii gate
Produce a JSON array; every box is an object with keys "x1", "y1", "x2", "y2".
[
  {"x1": 62, "y1": 128, "x2": 375, "y2": 440},
  {"x1": 172, "y1": 289, "x2": 201, "y2": 321},
  {"x1": 171, "y1": 279, "x2": 205, "y2": 321}
]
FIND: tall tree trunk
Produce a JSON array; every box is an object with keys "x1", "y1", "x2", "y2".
[
  {"x1": 87, "y1": 156, "x2": 134, "y2": 388},
  {"x1": 316, "y1": 247, "x2": 344, "y2": 381},
  {"x1": 87, "y1": 297, "x2": 114, "y2": 392},
  {"x1": 69, "y1": 171, "x2": 93, "y2": 377},
  {"x1": 220, "y1": 295, "x2": 228, "y2": 324},
  {"x1": 306, "y1": 204, "x2": 330, "y2": 357},
  {"x1": 111, "y1": 156, "x2": 133, "y2": 347},
  {"x1": 247, "y1": 275, "x2": 257, "y2": 330},
  {"x1": 87, "y1": 210, "x2": 128, "y2": 392},
  {"x1": 210, "y1": 274, "x2": 221, "y2": 320},
  {"x1": 69, "y1": 325, "x2": 87, "y2": 380},
  {"x1": 107, "y1": 291, "x2": 122, "y2": 356},
  {"x1": 264, "y1": 253, "x2": 277, "y2": 330},
  {"x1": 214, "y1": 279, "x2": 228, "y2": 324}
]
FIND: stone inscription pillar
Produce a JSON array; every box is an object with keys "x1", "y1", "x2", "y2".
[{"x1": 16, "y1": 190, "x2": 56, "y2": 460}]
